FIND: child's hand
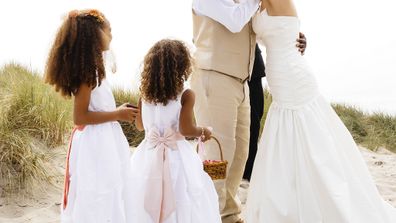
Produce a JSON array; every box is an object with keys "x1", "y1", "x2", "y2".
[
  {"x1": 200, "y1": 127, "x2": 212, "y2": 142},
  {"x1": 116, "y1": 103, "x2": 139, "y2": 123}
]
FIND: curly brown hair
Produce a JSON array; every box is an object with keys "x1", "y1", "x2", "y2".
[
  {"x1": 140, "y1": 39, "x2": 192, "y2": 105},
  {"x1": 44, "y1": 9, "x2": 109, "y2": 97}
]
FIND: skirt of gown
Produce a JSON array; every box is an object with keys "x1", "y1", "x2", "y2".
[
  {"x1": 124, "y1": 139, "x2": 221, "y2": 223},
  {"x1": 245, "y1": 95, "x2": 396, "y2": 223},
  {"x1": 61, "y1": 122, "x2": 132, "y2": 223}
]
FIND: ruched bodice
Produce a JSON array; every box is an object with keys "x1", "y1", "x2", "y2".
[
  {"x1": 253, "y1": 9, "x2": 300, "y2": 55},
  {"x1": 253, "y1": 9, "x2": 319, "y2": 108}
]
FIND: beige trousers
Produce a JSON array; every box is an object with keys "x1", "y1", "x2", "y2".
[{"x1": 190, "y1": 69, "x2": 250, "y2": 223}]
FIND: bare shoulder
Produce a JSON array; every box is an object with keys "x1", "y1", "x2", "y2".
[
  {"x1": 181, "y1": 89, "x2": 195, "y2": 105},
  {"x1": 75, "y1": 83, "x2": 92, "y2": 97}
]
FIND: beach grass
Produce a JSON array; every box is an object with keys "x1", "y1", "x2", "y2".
[
  {"x1": 0, "y1": 63, "x2": 72, "y2": 194},
  {"x1": 112, "y1": 88, "x2": 145, "y2": 147},
  {"x1": 1, "y1": 63, "x2": 395, "y2": 195},
  {"x1": 333, "y1": 104, "x2": 396, "y2": 152}
]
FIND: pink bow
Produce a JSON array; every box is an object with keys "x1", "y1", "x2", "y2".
[{"x1": 144, "y1": 127, "x2": 184, "y2": 223}]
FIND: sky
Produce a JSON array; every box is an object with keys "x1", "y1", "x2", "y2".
[{"x1": 0, "y1": 0, "x2": 395, "y2": 114}]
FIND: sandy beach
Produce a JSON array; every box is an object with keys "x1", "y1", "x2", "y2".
[{"x1": 1, "y1": 146, "x2": 395, "y2": 223}]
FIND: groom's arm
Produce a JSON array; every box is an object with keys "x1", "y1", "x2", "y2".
[{"x1": 193, "y1": 0, "x2": 260, "y2": 33}]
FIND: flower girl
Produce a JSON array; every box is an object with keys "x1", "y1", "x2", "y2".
[{"x1": 126, "y1": 39, "x2": 221, "y2": 223}]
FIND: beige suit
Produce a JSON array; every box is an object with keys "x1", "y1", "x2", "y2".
[{"x1": 190, "y1": 12, "x2": 256, "y2": 223}]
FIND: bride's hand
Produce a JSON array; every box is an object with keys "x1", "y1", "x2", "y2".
[{"x1": 296, "y1": 32, "x2": 307, "y2": 55}]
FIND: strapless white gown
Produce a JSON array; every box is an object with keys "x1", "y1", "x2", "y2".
[{"x1": 245, "y1": 9, "x2": 396, "y2": 223}]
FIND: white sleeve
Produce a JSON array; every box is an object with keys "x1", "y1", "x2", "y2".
[{"x1": 192, "y1": 0, "x2": 260, "y2": 33}]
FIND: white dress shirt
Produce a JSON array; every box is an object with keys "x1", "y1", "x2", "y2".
[{"x1": 192, "y1": 0, "x2": 260, "y2": 33}]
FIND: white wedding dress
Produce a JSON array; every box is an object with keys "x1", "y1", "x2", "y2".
[{"x1": 245, "y1": 9, "x2": 396, "y2": 223}]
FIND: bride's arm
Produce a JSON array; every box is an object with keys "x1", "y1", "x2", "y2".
[{"x1": 192, "y1": 0, "x2": 260, "y2": 33}]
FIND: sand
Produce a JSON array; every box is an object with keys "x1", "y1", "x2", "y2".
[
  {"x1": 0, "y1": 146, "x2": 65, "y2": 223},
  {"x1": 1, "y1": 146, "x2": 395, "y2": 223}
]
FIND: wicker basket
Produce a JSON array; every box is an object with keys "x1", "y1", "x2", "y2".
[{"x1": 197, "y1": 136, "x2": 228, "y2": 180}]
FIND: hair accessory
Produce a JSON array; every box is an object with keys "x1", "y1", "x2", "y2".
[
  {"x1": 82, "y1": 9, "x2": 105, "y2": 23},
  {"x1": 68, "y1": 9, "x2": 105, "y2": 23}
]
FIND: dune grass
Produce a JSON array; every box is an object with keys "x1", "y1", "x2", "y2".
[
  {"x1": 0, "y1": 63, "x2": 72, "y2": 194},
  {"x1": 1, "y1": 63, "x2": 395, "y2": 195},
  {"x1": 112, "y1": 88, "x2": 145, "y2": 147},
  {"x1": 333, "y1": 104, "x2": 396, "y2": 152}
]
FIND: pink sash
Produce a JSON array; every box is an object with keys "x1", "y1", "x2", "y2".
[
  {"x1": 144, "y1": 127, "x2": 184, "y2": 223},
  {"x1": 63, "y1": 125, "x2": 85, "y2": 210}
]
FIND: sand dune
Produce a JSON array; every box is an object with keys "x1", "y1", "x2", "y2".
[{"x1": 1, "y1": 146, "x2": 395, "y2": 223}]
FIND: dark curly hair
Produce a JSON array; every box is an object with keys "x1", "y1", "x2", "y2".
[
  {"x1": 44, "y1": 9, "x2": 108, "y2": 97},
  {"x1": 140, "y1": 39, "x2": 192, "y2": 105}
]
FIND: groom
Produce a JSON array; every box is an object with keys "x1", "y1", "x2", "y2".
[
  {"x1": 190, "y1": 0, "x2": 306, "y2": 222},
  {"x1": 190, "y1": 1, "x2": 258, "y2": 222}
]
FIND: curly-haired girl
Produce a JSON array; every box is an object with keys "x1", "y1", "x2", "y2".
[
  {"x1": 45, "y1": 9, "x2": 138, "y2": 223},
  {"x1": 126, "y1": 39, "x2": 221, "y2": 222}
]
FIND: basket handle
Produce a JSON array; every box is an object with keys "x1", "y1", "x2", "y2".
[{"x1": 196, "y1": 136, "x2": 224, "y2": 161}]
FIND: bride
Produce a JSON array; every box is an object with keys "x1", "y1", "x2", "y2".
[{"x1": 245, "y1": 0, "x2": 396, "y2": 222}]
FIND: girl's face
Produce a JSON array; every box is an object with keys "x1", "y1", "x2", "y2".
[{"x1": 100, "y1": 22, "x2": 112, "y2": 51}]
